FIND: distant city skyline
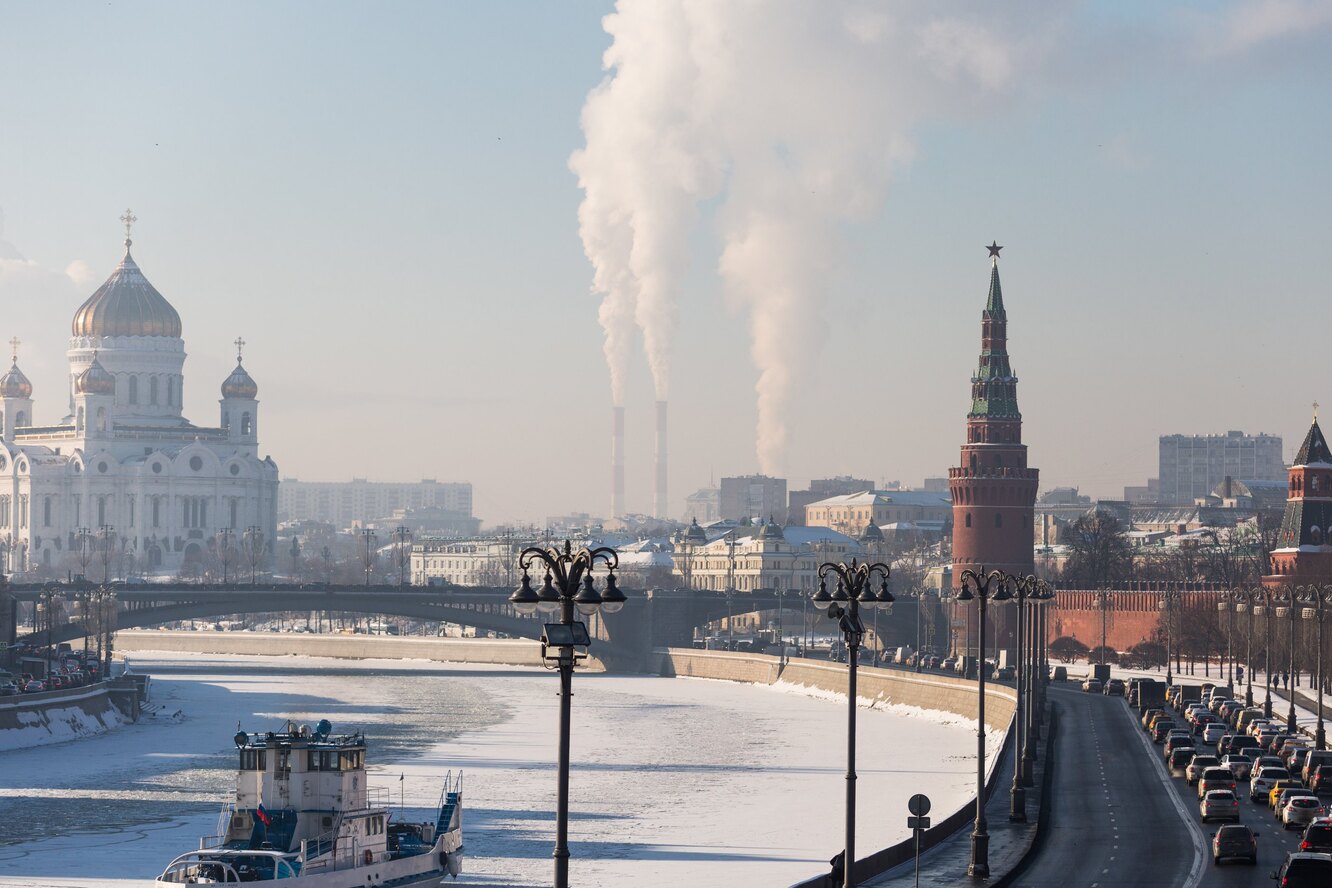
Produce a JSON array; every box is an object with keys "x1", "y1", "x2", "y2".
[{"x1": 1, "y1": 1, "x2": 1328, "y2": 524}]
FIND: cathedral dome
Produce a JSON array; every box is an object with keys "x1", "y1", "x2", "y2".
[
  {"x1": 71, "y1": 243, "x2": 182, "y2": 338},
  {"x1": 75, "y1": 352, "x2": 116, "y2": 395},
  {"x1": 221, "y1": 360, "x2": 258, "y2": 399},
  {"x1": 0, "y1": 361, "x2": 32, "y2": 398}
]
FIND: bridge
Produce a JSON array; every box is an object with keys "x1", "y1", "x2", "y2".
[{"x1": 3, "y1": 581, "x2": 814, "y2": 671}]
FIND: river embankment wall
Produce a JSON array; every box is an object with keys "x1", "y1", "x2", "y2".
[
  {"x1": 114, "y1": 629, "x2": 566, "y2": 668},
  {"x1": 0, "y1": 680, "x2": 141, "y2": 751}
]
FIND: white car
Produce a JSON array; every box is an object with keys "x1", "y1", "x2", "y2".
[
  {"x1": 1250, "y1": 766, "x2": 1288, "y2": 801},
  {"x1": 1248, "y1": 719, "x2": 1272, "y2": 737},
  {"x1": 1202, "y1": 723, "x2": 1227, "y2": 744},
  {"x1": 1283, "y1": 796, "x2": 1326, "y2": 830}
]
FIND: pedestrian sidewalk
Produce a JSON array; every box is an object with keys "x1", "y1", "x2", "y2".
[{"x1": 862, "y1": 705, "x2": 1049, "y2": 887}]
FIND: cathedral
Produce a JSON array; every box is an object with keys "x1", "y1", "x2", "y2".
[{"x1": 0, "y1": 212, "x2": 278, "y2": 576}]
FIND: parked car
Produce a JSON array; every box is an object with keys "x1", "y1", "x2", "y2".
[
  {"x1": 1212, "y1": 823, "x2": 1258, "y2": 865},
  {"x1": 1202, "y1": 789, "x2": 1241, "y2": 823}
]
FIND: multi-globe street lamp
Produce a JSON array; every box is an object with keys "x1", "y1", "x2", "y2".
[
  {"x1": 1158, "y1": 585, "x2": 1183, "y2": 687},
  {"x1": 811, "y1": 557, "x2": 892, "y2": 888},
  {"x1": 954, "y1": 568, "x2": 1012, "y2": 879},
  {"x1": 509, "y1": 540, "x2": 625, "y2": 888},
  {"x1": 1297, "y1": 583, "x2": 1332, "y2": 750},
  {"x1": 1012, "y1": 577, "x2": 1053, "y2": 809},
  {"x1": 1245, "y1": 586, "x2": 1278, "y2": 718},
  {"x1": 1274, "y1": 585, "x2": 1302, "y2": 733},
  {"x1": 1226, "y1": 588, "x2": 1257, "y2": 708}
]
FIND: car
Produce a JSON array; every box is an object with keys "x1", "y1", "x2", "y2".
[
  {"x1": 1153, "y1": 720, "x2": 1178, "y2": 743},
  {"x1": 1104, "y1": 678, "x2": 1125, "y2": 696},
  {"x1": 1299, "y1": 821, "x2": 1332, "y2": 853},
  {"x1": 1194, "y1": 714, "x2": 1220, "y2": 734},
  {"x1": 1272, "y1": 851, "x2": 1332, "y2": 886},
  {"x1": 1272, "y1": 780, "x2": 1305, "y2": 810},
  {"x1": 1212, "y1": 823, "x2": 1258, "y2": 865},
  {"x1": 1222, "y1": 753, "x2": 1254, "y2": 781},
  {"x1": 23, "y1": 680, "x2": 45, "y2": 693},
  {"x1": 1082, "y1": 678, "x2": 1103, "y2": 693},
  {"x1": 1291, "y1": 748, "x2": 1312, "y2": 778},
  {"x1": 1202, "y1": 789, "x2": 1241, "y2": 822},
  {"x1": 1311, "y1": 766, "x2": 1332, "y2": 795},
  {"x1": 1284, "y1": 797, "x2": 1327, "y2": 830},
  {"x1": 1143, "y1": 708, "x2": 1165, "y2": 730},
  {"x1": 993, "y1": 666, "x2": 1015, "y2": 681},
  {"x1": 1169, "y1": 746, "x2": 1196, "y2": 770},
  {"x1": 1200, "y1": 767, "x2": 1239, "y2": 800},
  {"x1": 1254, "y1": 767, "x2": 1292, "y2": 801},
  {"x1": 940, "y1": 657, "x2": 956, "y2": 672},
  {"x1": 1303, "y1": 752, "x2": 1332, "y2": 785},
  {"x1": 0, "y1": 680, "x2": 18, "y2": 697},
  {"x1": 1275, "y1": 788, "x2": 1318, "y2": 816},
  {"x1": 1189, "y1": 755, "x2": 1221, "y2": 786},
  {"x1": 1166, "y1": 736, "x2": 1196, "y2": 759},
  {"x1": 1227, "y1": 734, "x2": 1261, "y2": 757}
]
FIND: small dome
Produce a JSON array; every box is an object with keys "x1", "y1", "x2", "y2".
[
  {"x1": 75, "y1": 352, "x2": 116, "y2": 395},
  {"x1": 71, "y1": 244, "x2": 182, "y2": 338},
  {"x1": 683, "y1": 517, "x2": 708, "y2": 545},
  {"x1": 859, "y1": 522, "x2": 884, "y2": 543},
  {"x1": 0, "y1": 361, "x2": 32, "y2": 398},
  {"x1": 758, "y1": 518, "x2": 785, "y2": 541},
  {"x1": 221, "y1": 360, "x2": 258, "y2": 399}
]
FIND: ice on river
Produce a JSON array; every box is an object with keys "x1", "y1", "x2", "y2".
[{"x1": 0, "y1": 652, "x2": 987, "y2": 887}]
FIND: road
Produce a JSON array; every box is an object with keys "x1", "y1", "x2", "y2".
[{"x1": 1011, "y1": 687, "x2": 1200, "y2": 887}]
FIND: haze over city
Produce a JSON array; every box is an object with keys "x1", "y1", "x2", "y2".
[{"x1": 1, "y1": 0, "x2": 1329, "y2": 524}]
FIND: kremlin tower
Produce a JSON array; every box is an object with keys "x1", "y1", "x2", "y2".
[{"x1": 950, "y1": 244, "x2": 1039, "y2": 648}]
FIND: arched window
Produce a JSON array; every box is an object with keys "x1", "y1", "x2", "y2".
[
  {"x1": 76, "y1": 406, "x2": 84, "y2": 432},
  {"x1": 97, "y1": 497, "x2": 106, "y2": 526},
  {"x1": 14, "y1": 410, "x2": 26, "y2": 427},
  {"x1": 1314, "y1": 476, "x2": 1321, "y2": 492},
  {"x1": 1313, "y1": 526, "x2": 1324, "y2": 545},
  {"x1": 128, "y1": 376, "x2": 138, "y2": 404},
  {"x1": 995, "y1": 512, "x2": 1003, "y2": 528},
  {"x1": 965, "y1": 512, "x2": 972, "y2": 528},
  {"x1": 43, "y1": 497, "x2": 51, "y2": 527},
  {"x1": 152, "y1": 497, "x2": 161, "y2": 528},
  {"x1": 149, "y1": 376, "x2": 159, "y2": 405},
  {"x1": 241, "y1": 412, "x2": 252, "y2": 436},
  {"x1": 95, "y1": 406, "x2": 107, "y2": 432},
  {"x1": 167, "y1": 377, "x2": 175, "y2": 406}
]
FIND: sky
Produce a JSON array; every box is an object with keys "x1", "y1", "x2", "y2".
[{"x1": 0, "y1": 1, "x2": 1330, "y2": 525}]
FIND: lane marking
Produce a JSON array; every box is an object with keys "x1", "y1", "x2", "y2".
[{"x1": 1123, "y1": 703, "x2": 1206, "y2": 888}]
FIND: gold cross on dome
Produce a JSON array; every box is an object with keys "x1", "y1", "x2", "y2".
[
  {"x1": 234, "y1": 336, "x2": 246, "y2": 362},
  {"x1": 120, "y1": 208, "x2": 137, "y2": 244},
  {"x1": 1316, "y1": 400, "x2": 1321, "y2": 421},
  {"x1": 7, "y1": 337, "x2": 18, "y2": 363}
]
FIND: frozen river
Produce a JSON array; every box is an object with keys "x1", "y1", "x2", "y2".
[{"x1": 0, "y1": 652, "x2": 987, "y2": 887}]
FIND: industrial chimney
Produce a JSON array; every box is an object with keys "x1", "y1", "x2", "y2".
[
  {"x1": 611, "y1": 405, "x2": 625, "y2": 518},
  {"x1": 654, "y1": 400, "x2": 668, "y2": 519}
]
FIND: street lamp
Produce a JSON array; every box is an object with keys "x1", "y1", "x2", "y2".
[
  {"x1": 98, "y1": 525, "x2": 115, "y2": 583},
  {"x1": 37, "y1": 585, "x2": 62, "y2": 678},
  {"x1": 1246, "y1": 587, "x2": 1277, "y2": 718},
  {"x1": 1158, "y1": 585, "x2": 1182, "y2": 687},
  {"x1": 394, "y1": 525, "x2": 412, "y2": 586},
  {"x1": 244, "y1": 526, "x2": 264, "y2": 585},
  {"x1": 812, "y1": 557, "x2": 892, "y2": 888},
  {"x1": 1228, "y1": 588, "x2": 1257, "y2": 707},
  {"x1": 955, "y1": 567, "x2": 1012, "y2": 879},
  {"x1": 359, "y1": 528, "x2": 377, "y2": 587},
  {"x1": 1216, "y1": 594, "x2": 1236, "y2": 686},
  {"x1": 1297, "y1": 584, "x2": 1332, "y2": 750},
  {"x1": 509, "y1": 540, "x2": 623, "y2": 888},
  {"x1": 1012, "y1": 578, "x2": 1053, "y2": 806},
  {"x1": 217, "y1": 528, "x2": 234, "y2": 584},
  {"x1": 1274, "y1": 586, "x2": 1301, "y2": 733}
]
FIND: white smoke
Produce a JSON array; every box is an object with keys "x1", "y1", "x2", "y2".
[{"x1": 574, "y1": 1, "x2": 1036, "y2": 469}]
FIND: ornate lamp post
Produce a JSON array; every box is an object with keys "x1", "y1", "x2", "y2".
[
  {"x1": 244, "y1": 526, "x2": 264, "y2": 585},
  {"x1": 509, "y1": 540, "x2": 624, "y2": 888},
  {"x1": 1250, "y1": 586, "x2": 1276, "y2": 717},
  {"x1": 359, "y1": 528, "x2": 376, "y2": 587},
  {"x1": 1015, "y1": 578, "x2": 1053, "y2": 798},
  {"x1": 37, "y1": 585, "x2": 61, "y2": 678},
  {"x1": 217, "y1": 528, "x2": 234, "y2": 584},
  {"x1": 1229, "y1": 588, "x2": 1257, "y2": 707},
  {"x1": 1215, "y1": 592, "x2": 1236, "y2": 686},
  {"x1": 1158, "y1": 585, "x2": 1181, "y2": 687},
  {"x1": 955, "y1": 568, "x2": 1012, "y2": 878},
  {"x1": 394, "y1": 525, "x2": 412, "y2": 586},
  {"x1": 1297, "y1": 584, "x2": 1332, "y2": 749},
  {"x1": 1274, "y1": 586, "x2": 1301, "y2": 733},
  {"x1": 811, "y1": 558, "x2": 892, "y2": 888}
]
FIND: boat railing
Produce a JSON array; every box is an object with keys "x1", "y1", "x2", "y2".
[
  {"x1": 300, "y1": 835, "x2": 362, "y2": 874},
  {"x1": 435, "y1": 770, "x2": 463, "y2": 836},
  {"x1": 211, "y1": 801, "x2": 236, "y2": 846},
  {"x1": 366, "y1": 785, "x2": 391, "y2": 809},
  {"x1": 198, "y1": 835, "x2": 227, "y2": 850}
]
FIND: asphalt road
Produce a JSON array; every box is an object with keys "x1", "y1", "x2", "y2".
[{"x1": 1010, "y1": 687, "x2": 1200, "y2": 887}]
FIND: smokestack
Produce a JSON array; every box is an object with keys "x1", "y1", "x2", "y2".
[
  {"x1": 655, "y1": 400, "x2": 668, "y2": 519},
  {"x1": 612, "y1": 406, "x2": 625, "y2": 518}
]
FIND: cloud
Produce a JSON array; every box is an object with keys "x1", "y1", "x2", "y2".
[{"x1": 1203, "y1": 0, "x2": 1332, "y2": 55}]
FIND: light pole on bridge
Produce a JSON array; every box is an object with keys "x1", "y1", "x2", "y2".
[
  {"x1": 360, "y1": 529, "x2": 378, "y2": 587},
  {"x1": 1297, "y1": 583, "x2": 1332, "y2": 750}
]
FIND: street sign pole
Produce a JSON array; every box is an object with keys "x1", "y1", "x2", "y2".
[{"x1": 907, "y1": 794, "x2": 931, "y2": 888}]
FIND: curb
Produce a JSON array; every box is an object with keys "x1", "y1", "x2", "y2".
[{"x1": 991, "y1": 698, "x2": 1060, "y2": 888}]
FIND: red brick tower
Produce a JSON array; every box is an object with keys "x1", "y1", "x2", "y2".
[
  {"x1": 951, "y1": 244, "x2": 1039, "y2": 602},
  {"x1": 1265, "y1": 412, "x2": 1332, "y2": 583}
]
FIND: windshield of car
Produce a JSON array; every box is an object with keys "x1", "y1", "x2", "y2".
[
  {"x1": 1203, "y1": 768, "x2": 1233, "y2": 780},
  {"x1": 1205, "y1": 790, "x2": 1236, "y2": 801}
]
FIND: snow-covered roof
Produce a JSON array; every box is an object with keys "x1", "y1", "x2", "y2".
[{"x1": 806, "y1": 490, "x2": 951, "y2": 508}]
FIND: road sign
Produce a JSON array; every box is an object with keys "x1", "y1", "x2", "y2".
[
  {"x1": 907, "y1": 793, "x2": 931, "y2": 816},
  {"x1": 907, "y1": 815, "x2": 931, "y2": 830}
]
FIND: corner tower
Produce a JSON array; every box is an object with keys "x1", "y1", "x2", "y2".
[
  {"x1": 1265, "y1": 410, "x2": 1332, "y2": 581},
  {"x1": 950, "y1": 243, "x2": 1039, "y2": 584}
]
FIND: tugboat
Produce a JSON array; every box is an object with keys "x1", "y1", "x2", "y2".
[{"x1": 155, "y1": 719, "x2": 462, "y2": 885}]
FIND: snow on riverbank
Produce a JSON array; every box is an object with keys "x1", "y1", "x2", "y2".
[
  {"x1": 0, "y1": 699, "x2": 126, "y2": 753},
  {"x1": 0, "y1": 652, "x2": 982, "y2": 887}
]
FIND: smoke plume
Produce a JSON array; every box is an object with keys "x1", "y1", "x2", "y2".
[{"x1": 574, "y1": 1, "x2": 1030, "y2": 469}]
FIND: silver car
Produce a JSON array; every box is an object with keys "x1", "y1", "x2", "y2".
[
  {"x1": 1251, "y1": 766, "x2": 1289, "y2": 801},
  {"x1": 1201, "y1": 789, "x2": 1240, "y2": 823}
]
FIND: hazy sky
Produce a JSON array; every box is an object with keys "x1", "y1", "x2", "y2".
[{"x1": 1, "y1": 1, "x2": 1329, "y2": 525}]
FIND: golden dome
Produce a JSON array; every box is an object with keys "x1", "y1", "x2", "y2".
[
  {"x1": 0, "y1": 361, "x2": 32, "y2": 398},
  {"x1": 71, "y1": 244, "x2": 182, "y2": 338},
  {"x1": 221, "y1": 360, "x2": 258, "y2": 399},
  {"x1": 75, "y1": 352, "x2": 116, "y2": 395}
]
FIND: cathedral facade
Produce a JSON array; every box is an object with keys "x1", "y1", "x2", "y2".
[{"x1": 0, "y1": 217, "x2": 278, "y2": 576}]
